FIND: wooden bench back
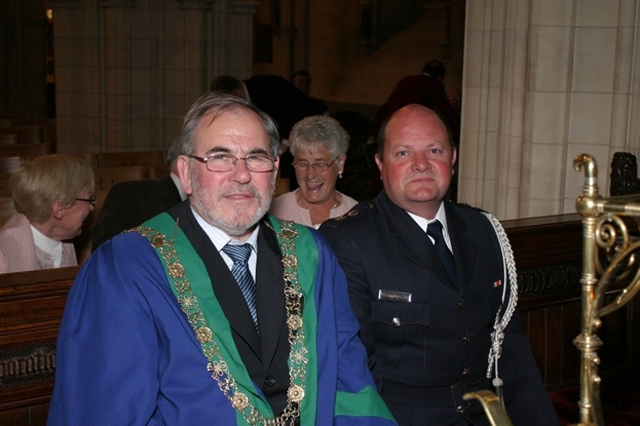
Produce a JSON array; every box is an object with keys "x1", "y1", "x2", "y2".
[{"x1": 0, "y1": 266, "x2": 79, "y2": 425}]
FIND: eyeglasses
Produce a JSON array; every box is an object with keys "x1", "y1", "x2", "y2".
[
  {"x1": 75, "y1": 197, "x2": 97, "y2": 207},
  {"x1": 184, "y1": 153, "x2": 276, "y2": 173},
  {"x1": 291, "y1": 156, "x2": 340, "y2": 172}
]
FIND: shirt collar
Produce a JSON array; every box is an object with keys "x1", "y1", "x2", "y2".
[
  {"x1": 189, "y1": 205, "x2": 259, "y2": 253},
  {"x1": 407, "y1": 202, "x2": 450, "y2": 235}
]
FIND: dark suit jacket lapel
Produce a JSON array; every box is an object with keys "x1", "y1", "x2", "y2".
[
  {"x1": 169, "y1": 202, "x2": 261, "y2": 354},
  {"x1": 375, "y1": 191, "x2": 457, "y2": 290},
  {"x1": 255, "y1": 221, "x2": 286, "y2": 372},
  {"x1": 445, "y1": 203, "x2": 477, "y2": 295}
]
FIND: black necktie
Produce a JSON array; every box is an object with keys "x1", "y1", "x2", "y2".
[
  {"x1": 222, "y1": 243, "x2": 259, "y2": 332},
  {"x1": 427, "y1": 220, "x2": 458, "y2": 285}
]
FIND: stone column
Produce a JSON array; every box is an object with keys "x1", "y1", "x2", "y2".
[{"x1": 460, "y1": 0, "x2": 640, "y2": 219}]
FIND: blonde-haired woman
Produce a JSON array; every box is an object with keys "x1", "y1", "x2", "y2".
[
  {"x1": 270, "y1": 115, "x2": 358, "y2": 228},
  {"x1": 0, "y1": 154, "x2": 95, "y2": 273}
]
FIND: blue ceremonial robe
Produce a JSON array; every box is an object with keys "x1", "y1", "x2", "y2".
[{"x1": 47, "y1": 214, "x2": 396, "y2": 425}]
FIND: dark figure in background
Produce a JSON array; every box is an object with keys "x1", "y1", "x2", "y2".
[
  {"x1": 210, "y1": 74, "x2": 326, "y2": 191},
  {"x1": 320, "y1": 104, "x2": 559, "y2": 426},
  {"x1": 369, "y1": 60, "x2": 461, "y2": 199},
  {"x1": 292, "y1": 69, "x2": 329, "y2": 115},
  {"x1": 610, "y1": 151, "x2": 640, "y2": 196},
  {"x1": 90, "y1": 140, "x2": 186, "y2": 250},
  {"x1": 371, "y1": 60, "x2": 460, "y2": 141}
]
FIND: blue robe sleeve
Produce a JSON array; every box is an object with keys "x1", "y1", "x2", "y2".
[
  {"x1": 48, "y1": 233, "x2": 167, "y2": 424},
  {"x1": 310, "y1": 231, "x2": 397, "y2": 425},
  {"x1": 48, "y1": 232, "x2": 239, "y2": 425}
]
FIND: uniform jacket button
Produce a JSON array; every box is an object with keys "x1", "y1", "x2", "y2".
[
  {"x1": 392, "y1": 317, "x2": 402, "y2": 327},
  {"x1": 264, "y1": 375, "x2": 276, "y2": 387},
  {"x1": 457, "y1": 299, "x2": 465, "y2": 309}
]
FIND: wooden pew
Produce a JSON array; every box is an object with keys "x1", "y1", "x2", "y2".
[
  {"x1": 0, "y1": 143, "x2": 49, "y2": 159},
  {"x1": 0, "y1": 266, "x2": 79, "y2": 426},
  {"x1": 0, "y1": 213, "x2": 635, "y2": 423},
  {"x1": 504, "y1": 214, "x2": 639, "y2": 391}
]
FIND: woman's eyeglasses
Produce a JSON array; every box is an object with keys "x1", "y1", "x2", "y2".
[
  {"x1": 75, "y1": 197, "x2": 97, "y2": 207},
  {"x1": 292, "y1": 156, "x2": 339, "y2": 172}
]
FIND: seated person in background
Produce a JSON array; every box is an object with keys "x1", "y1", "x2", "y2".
[
  {"x1": 292, "y1": 69, "x2": 329, "y2": 115},
  {"x1": 210, "y1": 74, "x2": 326, "y2": 191},
  {"x1": 0, "y1": 154, "x2": 95, "y2": 273},
  {"x1": 270, "y1": 115, "x2": 357, "y2": 228},
  {"x1": 91, "y1": 139, "x2": 186, "y2": 250}
]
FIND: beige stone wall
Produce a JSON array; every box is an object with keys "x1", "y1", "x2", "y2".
[
  {"x1": 51, "y1": 0, "x2": 257, "y2": 154},
  {"x1": 460, "y1": 0, "x2": 640, "y2": 219}
]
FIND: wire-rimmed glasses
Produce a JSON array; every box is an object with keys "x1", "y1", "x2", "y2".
[
  {"x1": 291, "y1": 156, "x2": 339, "y2": 173},
  {"x1": 184, "y1": 153, "x2": 276, "y2": 173}
]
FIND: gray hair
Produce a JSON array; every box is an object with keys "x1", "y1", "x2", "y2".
[
  {"x1": 289, "y1": 115, "x2": 350, "y2": 158},
  {"x1": 178, "y1": 92, "x2": 280, "y2": 158}
]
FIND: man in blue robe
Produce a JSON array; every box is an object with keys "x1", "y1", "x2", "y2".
[{"x1": 48, "y1": 92, "x2": 396, "y2": 425}]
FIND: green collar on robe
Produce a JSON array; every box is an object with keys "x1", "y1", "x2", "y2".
[{"x1": 137, "y1": 213, "x2": 319, "y2": 425}]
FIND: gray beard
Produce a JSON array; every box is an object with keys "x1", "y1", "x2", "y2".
[{"x1": 189, "y1": 171, "x2": 275, "y2": 237}]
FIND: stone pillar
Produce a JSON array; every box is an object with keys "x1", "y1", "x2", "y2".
[
  {"x1": 209, "y1": 0, "x2": 259, "y2": 80},
  {"x1": 460, "y1": 0, "x2": 640, "y2": 219}
]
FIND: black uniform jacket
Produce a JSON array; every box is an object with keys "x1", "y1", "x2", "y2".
[
  {"x1": 92, "y1": 175, "x2": 182, "y2": 250},
  {"x1": 320, "y1": 191, "x2": 559, "y2": 425}
]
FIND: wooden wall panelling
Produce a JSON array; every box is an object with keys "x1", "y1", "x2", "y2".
[
  {"x1": 0, "y1": 134, "x2": 17, "y2": 145},
  {"x1": 0, "y1": 143, "x2": 49, "y2": 159},
  {"x1": 95, "y1": 165, "x2": 155, "y2": 191},
  {"x1": 95, "y1": 151, "x2": 166, "y2": 169},
  {"x1": 0, "y1": 267, "x2": 79, "y2": 426}
]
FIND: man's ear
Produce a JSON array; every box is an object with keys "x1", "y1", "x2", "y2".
[
  {"x1": 51, "y1": 200, "x2": 65, "y2": 220},
  {"x1": 176, "y1": 155, "x2": 193, "y2": 196}
]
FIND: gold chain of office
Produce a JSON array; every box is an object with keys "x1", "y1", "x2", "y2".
[{"x1": 137, "y1": 218, "x2": 307, "y2": 426}]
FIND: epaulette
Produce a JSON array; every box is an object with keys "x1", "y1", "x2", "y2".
[
  {"x1": 449, "y1": 199, "x2": 491, "y2": 216},
  {"x1": 331, "y1": 201, "x2": 375, "y2": 222}
]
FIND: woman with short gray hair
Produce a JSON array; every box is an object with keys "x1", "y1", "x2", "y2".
[{"x1": 270, "y1": 115, "x2": 357, "y2": 228}]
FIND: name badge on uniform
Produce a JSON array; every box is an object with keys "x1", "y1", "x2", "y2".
[{"x1": 378, "y1": 290, "x2": 412, "y2": 302}]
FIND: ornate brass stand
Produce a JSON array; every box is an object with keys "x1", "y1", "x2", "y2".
[
  {"x1": 466, "y1": 153, "x2": 640, "y2": 425},
  {"x1": 572, "y1": 153, "x2": 640, "y2": 425}
]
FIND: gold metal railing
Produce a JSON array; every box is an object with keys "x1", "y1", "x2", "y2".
[{"x1": 466, "y1": 153, "x2": 640, "y2": 425}]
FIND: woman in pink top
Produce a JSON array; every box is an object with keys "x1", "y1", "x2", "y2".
[
  {"x1": 0, "y1": 154, "x2": 95, "y2": 273},
  {"x1": 270, "y1": 115, "x2": 358, "y2": 228}
]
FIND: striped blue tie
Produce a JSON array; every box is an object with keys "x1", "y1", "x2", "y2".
[{"x1": 222, "y1": 243, "x2": 259, "y2": 332}]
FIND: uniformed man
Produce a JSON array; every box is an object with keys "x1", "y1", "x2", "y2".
[{"x1": 319, "y1": 104, "x2": 559, "y2": 425}]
